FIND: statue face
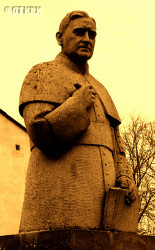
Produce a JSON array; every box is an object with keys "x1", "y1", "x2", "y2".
[{"x1": 61, "y1": 18, "x2": 96, "y2": 64}]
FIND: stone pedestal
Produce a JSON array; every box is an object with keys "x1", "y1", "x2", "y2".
[{"x1": 0, "y1": 229, "x2": 154, "y2": 250}]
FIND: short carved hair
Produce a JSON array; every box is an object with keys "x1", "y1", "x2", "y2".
[{"x1": 58, "y1": 10, "x2": 96, "y2": 34}]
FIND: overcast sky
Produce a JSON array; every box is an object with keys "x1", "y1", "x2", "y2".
[{"x1": 0, "y1": 0, "x2": 154, "y2": 126}]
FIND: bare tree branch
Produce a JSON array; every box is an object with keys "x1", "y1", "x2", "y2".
[{"x1": 121, "y1": 114, "x2": 155, "y2": 235}]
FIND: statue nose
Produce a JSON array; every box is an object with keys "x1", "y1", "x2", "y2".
[{"x1": 82, "y1": 31, "x2": 90, "y2": 42}]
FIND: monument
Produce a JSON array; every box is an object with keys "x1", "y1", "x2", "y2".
[{"x1": 19, "y1": 10, "x2": 138, "y2": 233}]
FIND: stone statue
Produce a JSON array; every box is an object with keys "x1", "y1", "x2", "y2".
[{"x1": 19, "y1": 11, "x2": 137, "y2": 232}]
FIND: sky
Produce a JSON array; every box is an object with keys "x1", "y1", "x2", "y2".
[{"x1": 0, "y1": 0, "x2": 155, "y2": 126}]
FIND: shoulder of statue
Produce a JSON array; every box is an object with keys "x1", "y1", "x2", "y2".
[
  {"x1": 19, "y1": 59, "x2": 64, "y2": 117},
  {"x1": 19, "y1": 58, "x2": 78, "y2": 117},
  {"x1": 25, "y1": 59, "x2": 57, "y2": 77}
]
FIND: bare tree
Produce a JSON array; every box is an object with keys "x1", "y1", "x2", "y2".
[{"x1": 121, "y1": 114, "x2": 155, "y2": 235}]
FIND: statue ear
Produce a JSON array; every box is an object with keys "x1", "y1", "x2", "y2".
[{"x1": 56, "y1": 32, "x2": 63, "y2": 46}]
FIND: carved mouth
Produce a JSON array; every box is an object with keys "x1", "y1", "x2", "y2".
[{"x1": 78, "y1": 46, "x2": 90, "y2": 51}]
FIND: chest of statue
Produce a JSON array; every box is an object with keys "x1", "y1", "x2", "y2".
[{"x1": 20, "y1": 59, "x2": 121, "y2": 127}]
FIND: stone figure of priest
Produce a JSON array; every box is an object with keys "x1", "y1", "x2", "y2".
[{"x1": 19, "y1": 11, "x2": 137, "y2": 232}]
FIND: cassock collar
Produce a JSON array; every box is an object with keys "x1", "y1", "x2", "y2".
[{"x1": 55, "y1": 52, "x2": 89, "y2": 75}]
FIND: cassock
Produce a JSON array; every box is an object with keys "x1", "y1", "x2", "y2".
[{"x1": 19, "y1": 53, "x2": 133, "y2": 232}]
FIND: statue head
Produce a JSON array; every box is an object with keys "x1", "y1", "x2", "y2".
[{"x1": 56, "y1": 11, "x2": 97, "y2": 65}]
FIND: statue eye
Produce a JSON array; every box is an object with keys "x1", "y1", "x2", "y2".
[
  {"x1": 73, "y1": 28, "x2": 85, "y2": 36},
  {"x1": 73, "y1": 28, "x2": 96, "y2": 39},
  {"x1": 88, "y1": 30, "x2": 96, "y2": 39}
]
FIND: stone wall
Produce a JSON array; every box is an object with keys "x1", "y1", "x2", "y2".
[{"x1": 0, "y1": 111, "x2": 30, "y2": 235}]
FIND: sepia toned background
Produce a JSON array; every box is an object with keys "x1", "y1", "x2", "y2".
[{"x1": 0, "y1": 0, "x2": 154, "y2": 235}]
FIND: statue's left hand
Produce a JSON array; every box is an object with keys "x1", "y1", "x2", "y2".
[
  {"x1": 125, "y1": 180, "x2": 138, "y2": 204},
  {"x1": 117, "y1": 177, "x2": 138, "y2": 204}
]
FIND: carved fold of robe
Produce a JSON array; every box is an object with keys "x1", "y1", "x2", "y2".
[{"x1": 19, "y1": 53, "x2": 133, "y2": 232}]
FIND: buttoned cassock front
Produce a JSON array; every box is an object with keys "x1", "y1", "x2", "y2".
[{"x1": 19, "y1": 53, "x2": 133, "y2": 232}]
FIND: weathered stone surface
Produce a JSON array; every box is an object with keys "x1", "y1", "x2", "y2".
[
  {"x1": 0, "y1": 230, "x2": 154, "y2": 250},
  {"x1": 103, "y1": 188, "x2": 140, "y2": 232},
  {"x1": 19, "y1": 11, "x2": 138, "y2": 233},
  {"x1": 0, "y1": 110, "x2": 30, "y2": 235}
]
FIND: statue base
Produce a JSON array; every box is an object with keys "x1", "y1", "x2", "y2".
[{"x1": 0, "y1": 229, "x2": 154, "y2": 249}]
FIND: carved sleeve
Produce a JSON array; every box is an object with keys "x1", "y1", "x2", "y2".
[
  {"x1": 113, "y1": 125, "x2": 134, "y2": 181},
  {"x1": 23, "y1": 98, "x2": 90, "y2": 153}
]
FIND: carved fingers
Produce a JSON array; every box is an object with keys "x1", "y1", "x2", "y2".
[
  {"x1": 125, "y1": 181, "x2": 138, "y2": 204},
  {"x1": 116, "y1": 176, "x2": 138, "y2": 204},
  {"x1": 73, "y1": 84, "x2": 96, "y2": 109}
]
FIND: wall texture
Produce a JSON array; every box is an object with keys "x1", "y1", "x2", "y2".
[{"x1": 0, "y1": 111, "x2": 30, "y2": 235}]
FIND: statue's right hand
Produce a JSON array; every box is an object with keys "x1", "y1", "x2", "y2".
[{"x1": 73, "y1": 84, "x2": 96, "y2": 109}]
